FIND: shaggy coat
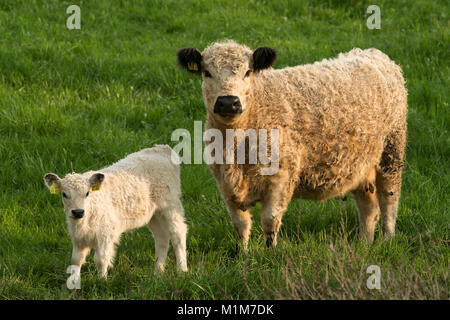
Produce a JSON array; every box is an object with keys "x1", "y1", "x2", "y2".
[
  {"x1": 44, "y1": 145, "x2": 188, "y2": 277},
  {"x1": 178, "y1": 41, "x2": 407, "y2": 247}
]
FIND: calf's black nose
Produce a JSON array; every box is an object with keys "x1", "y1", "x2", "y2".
[
  {"x1": 214, "y1": 95, "x2": 242, "y2": 116},
  {"x1": 71, "y1": 209, "x2": 85, "y2": 219}
]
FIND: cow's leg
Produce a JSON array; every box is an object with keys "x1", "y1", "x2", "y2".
[
  {"x1": 352, "y1": 170, "x2": 380, "y2": 244},
  {"x1": 161, "y1": 201, "x2": 188, "y2": 272},
  {"x1": 232, "y1": 208, "x2": 252, "y2": 252},
  {"x1": 226, "y1": 203, "x2": 252, "y2": 252},
  {"x1": 260, "y1": 182, "x2": 293, "y2": 248},
  {"x1": 148, "y1": 212, "x2": 171, "y2": 272},
  {"x1": 376, "y1": 172, "x2": 402, "y2": 238},
  {"x1": 376, "y1": 131, "x2": 405, "y2": 238}
]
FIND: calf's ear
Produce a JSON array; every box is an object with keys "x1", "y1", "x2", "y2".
[
  {"x1": 177, "y1": 47, "x2": 202, "y2": 75},
  {"x1": 253, "y1": 47, "x2": 277, "y2": 71},
  {"x1": 44, "y1": 173, "x2": 61, "y2": 194},
  {"x1": 89, "y1": 173, "x2": 105, "y2": 191}
]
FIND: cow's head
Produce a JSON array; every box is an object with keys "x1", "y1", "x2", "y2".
[
  {"x1": 177, "y1": 41, "x2": 276, "y2": 124},
  {"x1": 44, "y1": 172, "x2": 104, "y2": 221}
]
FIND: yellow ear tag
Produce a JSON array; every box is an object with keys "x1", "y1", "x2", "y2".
[
  {"x1": 187, "y1": 62, "x2": 198, "y2": 71},
  {"x1": 91, "y1": 183, "x2": 101, "y2": 192},
  {"x1": 49, "y1": 183, "x2": 60, "y2": 194}
]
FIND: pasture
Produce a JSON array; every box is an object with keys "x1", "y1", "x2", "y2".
[{"x1": 0, "y1": 0, "x2": 448, "y2": 299}]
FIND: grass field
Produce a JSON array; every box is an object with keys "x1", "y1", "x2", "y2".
[{"x1": 0, "y1": 0, "x2": 448, "y2": 299}]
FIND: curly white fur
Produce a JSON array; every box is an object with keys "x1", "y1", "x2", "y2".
[{"x1": 44, "y1": 145, "x2": 188, "y2": 278}]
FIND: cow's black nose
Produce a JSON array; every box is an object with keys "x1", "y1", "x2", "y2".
[
  {"x1": 71, "y1": 209, "x2": 85, "y2": 219},
  {"x1": 214, "y1": 95, "x2": 242, "y2": 116}
]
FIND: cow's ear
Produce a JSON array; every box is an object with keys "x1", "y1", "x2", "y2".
[
  {"x1": 44, "y1": 173, "x2": 61, "y2": 194},
  {"x1": 177, "y1": 47, "x2": 202, "y2": 75},
  {"x1": 89, "y1": 173, "x2": 104, "y2": 191},
  {"x1": 253, "y1": 47, "x2": 277, "y2": 71}
]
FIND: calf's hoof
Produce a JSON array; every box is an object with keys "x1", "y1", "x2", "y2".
[
  {"x1": 155, "y1": 263, "x2": 165, "y2": 273},
  {"x1": 178, "y1": 264, "x2": 188, "y2": 272}
]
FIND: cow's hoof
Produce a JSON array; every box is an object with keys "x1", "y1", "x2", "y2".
[
  {"x1": 234, "y1": 240, "x2": 249, "y2": 256},
  {"x1": 265, "y1": 232, "x2": 276, "y2": 248},
  {"x1": 363, "y1": 183, "x2": 375, "y2": 194}
]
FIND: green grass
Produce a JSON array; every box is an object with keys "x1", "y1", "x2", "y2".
[{"x1": 0, "y1": 0, "x2": 448, "y2": 299}]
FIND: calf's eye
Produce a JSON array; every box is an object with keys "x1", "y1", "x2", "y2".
[
  {"x1": 245, "y1": 70, "x2": 252, "y2": 78},
  {"x1": 204, "y1": 70, "x2": 212, "y2": 78},
  {"x1": 62, "y1": 192, "x2": 68, "y2": 198},
  {"x1": 86, "y1": 191, "x2": 90, "y2": 197}
]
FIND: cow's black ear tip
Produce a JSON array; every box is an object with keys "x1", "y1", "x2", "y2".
[
  {"x1": 176, "y1": 48, "x2": 189, "y2": 64},
  {"x1": 176, "y1": 47, "x2": 192, "y2": 58},
  {"x1": 177, "y1": 47, "x2": 201, "y2": 60},
  {"x1": 269, "y1": 48, "x2": 278, "y2": 61},
  {"x1": 253, "y1": 47, "x2": 277, "y2": 71},
  {"x1": 267, "y1": 48, "x2": 277, "y2": 64}
]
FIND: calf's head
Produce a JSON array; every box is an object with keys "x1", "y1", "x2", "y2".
[
  {"x1": 44, "y1": 172, "x2": 104, "y2": 220},
  {"x1": 177, "y1": 41, "x2": 276, "y2": 123}
]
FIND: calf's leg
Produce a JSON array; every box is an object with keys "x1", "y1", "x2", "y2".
[
  {"x1": 148, "y1": 213, "x2": 171, "y2": 272},
  {"x1": 71, "y1": 246, "x2": 90, "y2": 268},
  {"x1": 94, "y1": 241, "x2": 116, "y2": 278},
  {"x1": 161, "y1": 201, "x2": 188, "y2": 272}
]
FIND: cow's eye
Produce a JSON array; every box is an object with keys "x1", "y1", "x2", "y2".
[
  {"x1": 245, "y1": 70, "x2": 252, "y2": 78},
  {"x1": 204, "y1": 70, "x2": 212, "y2": 78},
  {"x1": 86, "y1": 191, "x2": 90, "y2": 197},
  {"x1": 62, "y1": 192, "x2": 68, "y2": 199}
]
